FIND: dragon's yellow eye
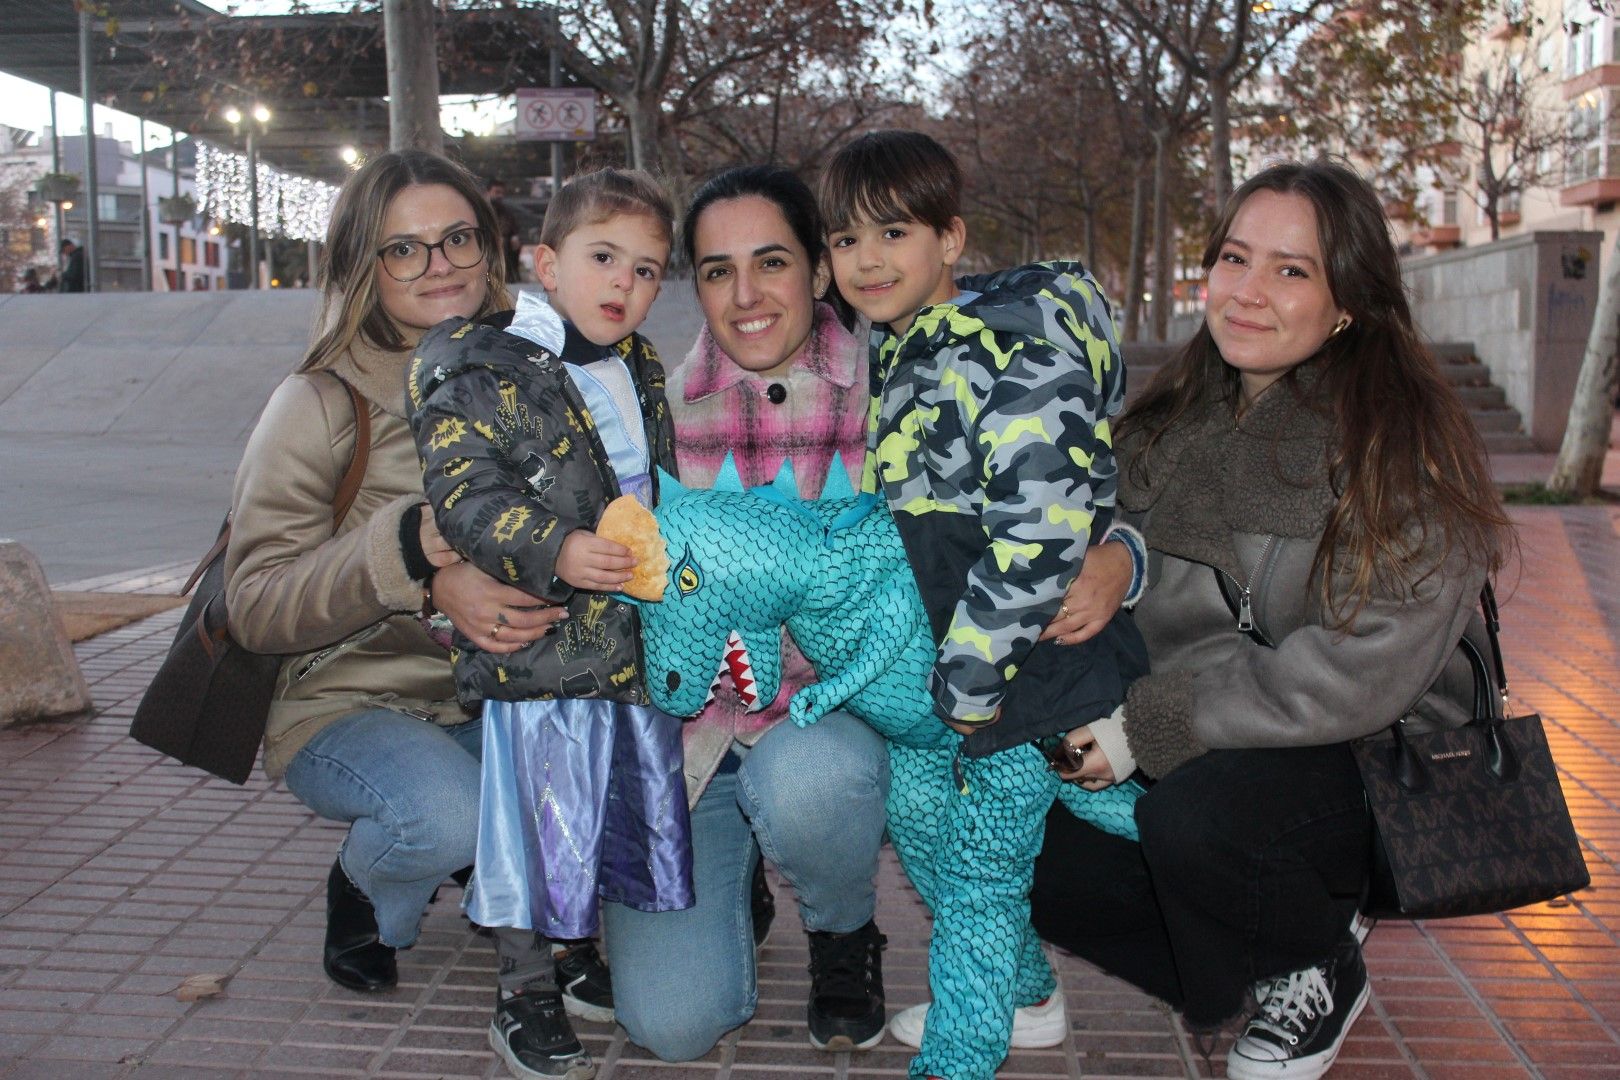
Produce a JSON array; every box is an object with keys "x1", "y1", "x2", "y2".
[{"x1": 672, "y1": 551, "x2": 703, "y2": 596}]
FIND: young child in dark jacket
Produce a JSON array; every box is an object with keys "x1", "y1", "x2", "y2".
[
  {"x1": 408, "y1": 169, "x2": 691, "y2": 1080},
  {"x1": 820, "y1": 130, "x2": 1148, "y2": 1080}
]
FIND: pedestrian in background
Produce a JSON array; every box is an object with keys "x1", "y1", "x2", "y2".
[
  {"x1": 487, "y1": 176, "x2": 524, "y2": 283},
  {"x1": 57, "y1": 239, "x2": 85, "y2": 292}
]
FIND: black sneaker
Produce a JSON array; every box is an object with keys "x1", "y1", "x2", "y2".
[
  {"x1": 1226, "y1": 940, "x2": 1370, "y2": 1080},
  {"x1": 489, "y1": 987, "x2": 595, "y2": 1080},
  {"x1": 553, "y1": 940, "x2": 614, "y2": 1023},
  {"x1": 806, "y1": 919, "x2": 886, "y2": 1051},
  {"x1": 750, "y1": 857, "x2": 776, "y2": 950}
]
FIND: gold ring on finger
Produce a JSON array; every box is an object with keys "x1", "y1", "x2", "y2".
[
  {"x1": 1059, "y1": 604, "x2": 1069, "y2": 617},
  {"x1": 490, "y1": 623, "x2": 501, "y2": 639}
]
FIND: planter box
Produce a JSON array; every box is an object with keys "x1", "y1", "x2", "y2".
[
  {"x1": 157, "y1": 195, "x2": 197, "y2": 224},
  {"x1": 38, "y1": 173, "x2": 81, "y2": 203}
]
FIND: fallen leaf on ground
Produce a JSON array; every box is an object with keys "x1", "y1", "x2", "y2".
[{"x1": 173, "y1": 973, "x2": 227, "y2": 1001}]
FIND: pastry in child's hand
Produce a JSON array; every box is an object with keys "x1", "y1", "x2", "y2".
[{"x1": 597, "y1": 495, "x2": 669, "y2": 601}]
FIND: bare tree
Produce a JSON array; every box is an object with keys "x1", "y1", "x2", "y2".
[
  {"x1": 1276, "y1": 1, "x2": 1484, "y2": 217},
  {"x1": 384, "y1": 0, "x2": 443, "y2": 152},
  {"x1": 549, "y1": 0, "x2": 898, "y2": 173},
  {"x1": 1073, "y1": 0, "x2": 1330, "y2": 215},
  {"x1": 0, "y1": 162, "x2": 48, "y2": 293},
  {"x1": 1446, "y1": 14, "x2": 1572, "y2": 240},
  {"x1": 1548, "y1": 236, "x2": 1620, "y2": 497},
  {"x1": 665, "y1": 7, "x2": 900, "y2": 178}
]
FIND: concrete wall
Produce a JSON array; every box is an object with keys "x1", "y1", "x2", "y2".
[{"x1": 1403, "y1": 231, "x2": 1601, "y2": 450}]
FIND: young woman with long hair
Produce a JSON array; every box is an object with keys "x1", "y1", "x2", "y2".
[
  {"x1": 1030, "y1": 158, "x2": 1512, "y2": 1080},
  {"x1": 225, "y1": 150, "x2": 576, "y2": 1077}
]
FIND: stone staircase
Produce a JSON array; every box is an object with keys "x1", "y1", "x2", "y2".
[{"x1": 1120, "y1": 340, "x2": 1534, "y2": 454}]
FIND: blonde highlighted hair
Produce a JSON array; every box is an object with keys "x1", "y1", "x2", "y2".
[{"x1": 300, "y1": 150, "x2": 512, "y2": 372}]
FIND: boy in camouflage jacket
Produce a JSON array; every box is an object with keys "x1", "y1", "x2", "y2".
[{"x1": 821, "y1": 130, "x2": 1147, "y2": 1080}]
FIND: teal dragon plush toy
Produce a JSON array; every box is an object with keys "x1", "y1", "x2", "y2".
[{"x1": 629, "y1": 453, "x2": 1142, "y2": 838}]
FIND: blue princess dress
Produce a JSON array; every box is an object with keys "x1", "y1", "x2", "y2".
[{"x1": 465, "y1": 294, "x2": 693, "y2": 939}]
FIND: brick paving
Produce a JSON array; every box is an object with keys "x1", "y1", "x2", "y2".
[{"x1": 1, "y1": 506, "x2": 1617, "y2": 1079}]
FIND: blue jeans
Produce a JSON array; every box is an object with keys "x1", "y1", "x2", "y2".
[
  {"x1": 284, "y1": 707, "x2": 483, "y2": 948},
  {"x1": 602, "y1": 710, "x2": 890, "y2": 1061}
]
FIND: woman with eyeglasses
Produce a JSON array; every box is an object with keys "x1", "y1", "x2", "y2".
[{"x1": 224, "y1": 151, "x2": 569, "y2": 1005}]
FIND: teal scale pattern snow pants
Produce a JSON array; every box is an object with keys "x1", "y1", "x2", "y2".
[{"x1": 885, "y1": 740, "x2": 1142, "y2": 1080}]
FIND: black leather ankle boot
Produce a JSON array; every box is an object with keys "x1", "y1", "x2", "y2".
[{"x1": 323, "y1": 859, "x2": 398, "y2": 992}]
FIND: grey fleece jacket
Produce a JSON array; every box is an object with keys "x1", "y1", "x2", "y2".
[{"x1": 1114, "y1": 373, "x2": 1486, "y2": 779}]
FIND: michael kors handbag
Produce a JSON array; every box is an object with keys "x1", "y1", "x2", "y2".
[{"x1": 1352, "y1": 584, "x2": 1589, "y2": 919}]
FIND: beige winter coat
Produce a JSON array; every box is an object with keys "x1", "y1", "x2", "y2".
[{"x1": 226, "y1": 336, "x2": 472, "y2": 779}]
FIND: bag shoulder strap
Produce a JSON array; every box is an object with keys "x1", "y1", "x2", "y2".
[
  {"x1": 181, "y1": 373, "x2": 370, "y2": 597},
  {"x1": 328, "y1": 372, "x2": 370, "y2": 529}
]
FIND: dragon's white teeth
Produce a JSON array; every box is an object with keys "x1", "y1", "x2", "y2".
[{"x1": 725, "y1": 630, "x2": 759, "y2": 709}]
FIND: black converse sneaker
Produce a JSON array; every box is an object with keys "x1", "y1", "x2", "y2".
[
  {"x1": 1226, "y1": 940, "x2": 1370, "y2": 1080},
  {"x1": 553, "y1": 941, "x2": 614, "y2": 1023},
  {"x1": 806, "y1": 920, "x2": 886, "y2": 1051},
  {"x1": 489, "y1": 986, "x2": 595, "y2": 1080}
]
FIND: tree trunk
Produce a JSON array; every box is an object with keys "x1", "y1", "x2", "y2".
[
  {"x1": 626, "y1": 96, "x2": 661, "y2": 173},
  {"x1": 1547, "y1": 232, "x2": 1620, "y2": 496},
  {"x1": 1152, "y1": 131, "x2": 1172, "y2": 342},
  {"x1": 1209, "y1": 69, "x2": 1232, "y2": 216},
  {"x1": 383, "y1": 0, "x2": 442, "y2": 154},
  {"x1": 1124, "y1": 171, "x2": 1148, "y2": 343}
]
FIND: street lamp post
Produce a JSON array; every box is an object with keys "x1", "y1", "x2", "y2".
[{"x1": 224, "y1": 104, "x2": 272, "y2": 289}]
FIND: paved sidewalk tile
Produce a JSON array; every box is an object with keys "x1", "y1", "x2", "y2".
[{"x1": 2, "y1": 505, "x2": 1618, "y2": 1079}]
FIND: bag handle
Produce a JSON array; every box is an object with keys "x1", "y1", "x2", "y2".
[
  {"x1": 1385, "y1": 588, "x2": 1520, "y2": 790},
  {"x1": 180, "y1": 373, "x2": 369, "y2": 597}
]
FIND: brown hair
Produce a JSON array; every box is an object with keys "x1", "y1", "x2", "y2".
[
  {"x1": 1122, "y1": 158, "x2": 1511, "y2": 624},
  {"x1": 538, "y1": 168, "x2": 675, "y2": 252},
  {"x1": 300, "y1": 150, "x2": 510, "y2": 372},
  {"x1": 818, "y1": 129, "x2": 962, "y2": 234}
]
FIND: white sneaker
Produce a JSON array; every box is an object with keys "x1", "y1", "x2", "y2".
[{"x1": 887, "y1": 986, "x2": 1067, "y2": 1049}]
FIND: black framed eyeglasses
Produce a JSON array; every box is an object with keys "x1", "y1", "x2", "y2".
[{"x1": 376, "y1": 227, "x2": 488, "y2": 282}]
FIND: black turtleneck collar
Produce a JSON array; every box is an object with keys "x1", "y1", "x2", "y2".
[
  {"x1": 559, "y1": 320, "x2": 612, "y2": 365},
  {"x1": 476, "y1": 306, "x2": 615, "y2": 366}
]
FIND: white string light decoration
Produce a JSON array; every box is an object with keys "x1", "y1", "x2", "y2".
[{"x1": 195, "y1": 142, "x2": 339, "y2": 243}]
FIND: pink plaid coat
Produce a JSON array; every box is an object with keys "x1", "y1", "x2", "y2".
[{"x1": 665, "y1": 302, "x2": 869, "y2": 804}]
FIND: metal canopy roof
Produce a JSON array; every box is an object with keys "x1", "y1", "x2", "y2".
[{"x1": 0, "y1": 0, "x2": 594, "y2": 185}]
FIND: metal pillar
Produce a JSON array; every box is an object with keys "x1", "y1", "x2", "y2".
[
  {"x1": 247, "y1": 127, "x2": 260, "y2": 289},
  {"x1": 77, "y1": 6, "x2": 99, "y2": 292},
  {"x1": 139, "y1": 118, "x2": 152, "y2": 292},
  {"x1": 172, "y1": 135, "x2": 183, "y2": 291},
  {"x1": 48, "y1": 93, "x2": 62, "y2": 255},
  {"x1": 550, "y1": 11, "x2": 564, "y2": 195}
]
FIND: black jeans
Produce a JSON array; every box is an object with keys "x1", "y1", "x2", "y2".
[{"x1": 1030, "y1": 744, "x2": 1370, "y2": 1028}]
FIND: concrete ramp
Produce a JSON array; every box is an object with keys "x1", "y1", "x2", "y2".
[
  {"x1": 0, "y1": 291, "x2": 319, "y2": 441},
  {"x1": 0, "y1": 284, "x2": 704, "y2": 584}
]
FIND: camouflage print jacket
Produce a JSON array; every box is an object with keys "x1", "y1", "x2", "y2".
[
  {"x1": 407, "y1": 312, "x2": 677, "y2": 706},
  {"x1": 863, "y1": 261, "x2": 1127, "y2": 727}
]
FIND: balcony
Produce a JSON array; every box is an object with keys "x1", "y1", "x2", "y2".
[
  {"x1": 1564, "y1": 62, "x2": 1620, "y2": 100},
  {"x1": 1560, "y1": 177, "x2": 1620, "y2": 206},
  {"x1": 1413, "y1": 224, "x2": 1462, "y2": 250}
]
